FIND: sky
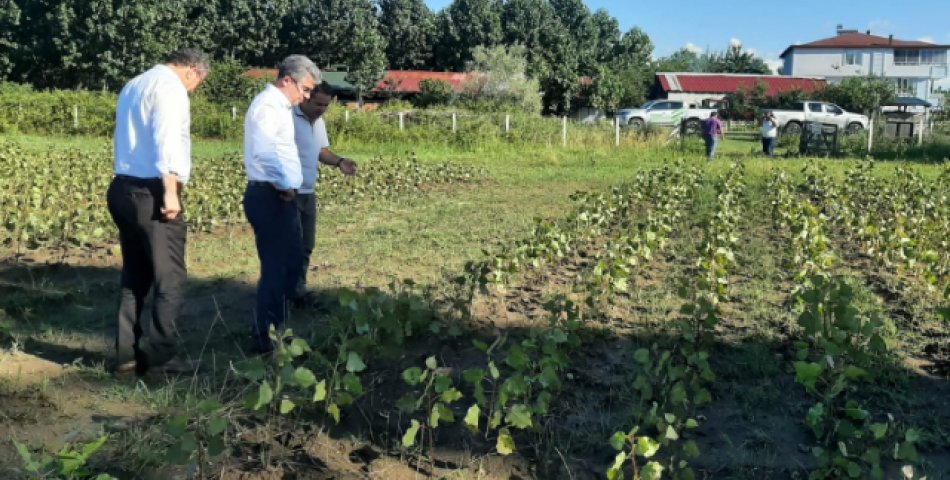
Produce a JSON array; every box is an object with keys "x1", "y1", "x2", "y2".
[{"x1": 424, "y1": 0, "x2": 950, "y2": 77}]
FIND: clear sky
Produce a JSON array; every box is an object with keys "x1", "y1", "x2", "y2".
[{"x1": 424, "y1": 0, "x2": 950, "y2": 74}]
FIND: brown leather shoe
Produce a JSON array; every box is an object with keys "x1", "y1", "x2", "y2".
[{"x1": 114, "y1": 361, "x2": 137, "y2": 374}]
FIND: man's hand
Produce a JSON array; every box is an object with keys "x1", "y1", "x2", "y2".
[
  {"x1": 279, "y1": 188, "x2": 297, "y2": 202},
  {"x1": 161, "y1": 190, "x2": 182, "y2": 220},
  {"x1": 339, "y1": 158, "x2": 357, "y2": 176}
]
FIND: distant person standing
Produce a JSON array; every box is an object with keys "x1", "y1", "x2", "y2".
[
  {"x1": 702, "y1": 112, "x2": 724, "y2": 161},
  {"x1": 290, "y1": 81, "x2": 357, "y2": 307},
  {"x1": 761, "y1": 112, "x2": 779, "y2": 157},
  {"x1": 108, "y1": 48, "x2": 210, "y2": 376},
  {"x1": 243, "y1": 55, "x2": 321, "y2": 354}
]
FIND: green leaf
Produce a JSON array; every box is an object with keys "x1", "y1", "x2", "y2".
[
  {"x1": 846, "y1": 461, "x2": 862, "y2": 478},
  {"x1": 208, "y1": 417, "x2": 228, "y2": 436},
  {"x1": 287, "y1": 338, "x2": 310, "y2": 357},
  {"x1": 869, "y1": 423, "x2": 887, "y2": 440},
  {"x1": 293, "y1": 367, "x2": 317, "y2": 388},
  {"x1": 425, "y1": 355, "x2": 438, "y2": 370},
  {"x1": 464, "y1": 404, "x2": 480, "y2": 432},
  {"x1": 313, "y1": 380, "x2": 327, "y2": 402},
  {"x1": 609, "y1": 432, "x2": 626, "y2": 451},
  {"x1": 165, "y1": 415, "x2": 188, "y2": 437},
  {"x1": 440, "y1": 388, "x2": 463, "y2": 404},
  {"x1": 488, "y1": 361, "x2": 500, "y2": 380},
  {"x1": 664, "y1": 425, "x2": 679, "y2": 441},
  {"x1": 254, "y1": 381, "x2": 274, "y2": 411},
  {"x1": 238, "y1": 357, "x2": 267, "y2": 381},
  {"x1": 280, "y1": 398, "x2": 296, "y2": 414},
  {"x1": 206, "y1": 436, "x2": 226, "y2": 457},
  {"x1": 683, "y1": 440, "x2": 700, "y2": 458},
  {"x1": 197, "y1": 400, "x2": 224, "y2": 414},
  {"x1": 904, "y1": 428, "x2": 920, "y2": 443},
  {"x1": 327, "y1": 403, "x2": 341, "y2": 424},
  {"x1": 343, "y1": 373, "x2": 363, "y2": 395},
  {"x1": 640, "y1": 461, "x2": 664, "y2": 480},
  {"x1": 462, "y1": 368, "x2": 485, "y2": 384},
  {"x1": 505, "y1": 404, "x2": 533, "y2": 429},
  {"x1": 794, "y1": 362, "x2": 823, "y2": 392},
  {"x1": 402, "y1": 419, "x2": 421, "y2": 448},
  {"x1": 402, "y1": 367, "x2": 423, "y2": 385},
  {"x1": 180, "y1": 432, "x2": 198, "y2": 453},
  {"x1": 636, "y1": 436, "x2": 661, "y2": 458},
  {"x1": 505, "y1": 346, "x2": 530, "y2": 370},
  {"x1": 685, "y1": 418, "x2": 699, "y2": 429},
  {"x1": 608, "y1": 451, "x2": 627, "y2": 480},
  {"x1": 346, "y1": 352, "x2": 367, "y2": 373},
  {"x1": 634, "y1": 348, "x2": 650, "y2": 364},
  {"x1": 496, "y1": 428, "x2": 516, "y2": 455}
]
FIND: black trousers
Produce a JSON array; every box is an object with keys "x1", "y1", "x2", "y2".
[
  {"x1": 106, "y1": 176, "x2": 186, "y2": 368},
  {"x1": 293, "y1": 193, "x2": 317, "y2": 298},
  {"x1": 243, "y1": 184, "x2": 304, "y2": 352}
]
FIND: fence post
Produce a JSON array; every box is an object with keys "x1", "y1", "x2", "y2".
[
  {"x1": 398, "y1": 112, "x2": 404, "y2": 131},
  {"x1": 231, "y1": 106, "x2": 237, "y2": 120},
  {"x1": 505, "y1": 114, "x2": 510, "y2": 133},
  {"x1": 345, "y1": 110, "x2": 349, "y2": 123},
  {"x1": 452, "y1": 112, "x2": 457, "y2": 133},
  {"x1": 867, "y1": 118, "x2": 874, "y2": 154},
  {"x1": 615, "y1": 117, "x2": 620, "y2": 147},
  {"x1": 562, "y1": 116, "x2": 567, "y2": 147},
  {"x1": 73, "y1": 105, "x2": 79, "y2": 129},
  {"x1": 918, "y1": 119, "x2": 924, "y2": 146}
]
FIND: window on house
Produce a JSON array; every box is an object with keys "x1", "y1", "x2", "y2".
[
  {"x1": 920, "y1": 49, "x2": 947, "y2": 65},
  {"x1": 895, "y1": 78, "x2": 914, "y2": 94},
  {"x1": 844, "y1": 51, "x2": 862, "y2": 65},
  {"x1": 894, "y1": 49, "x2": 920, "y2": 65}
]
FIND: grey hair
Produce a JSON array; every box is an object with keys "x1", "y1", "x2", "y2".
[
  {"x1": 278, "y1": 55, "x2": 321, "y2": 85},
  {"x1": 165, "y1": 48, "x2": 210, "y2": 75}
]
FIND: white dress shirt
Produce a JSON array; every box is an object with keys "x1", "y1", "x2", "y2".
[
  {"x1": 292, "y1": 107, "x2": 331, "y2": 194},
  {"x1": 114, "y1": 65, "x2": 192, "y2": 184},
  {"x1": 244, "y1": 84, "x2": 302, "y2": 191}
]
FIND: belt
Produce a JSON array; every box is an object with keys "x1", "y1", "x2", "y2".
[
  {"x1": 248, "y1": 180, "x2": 274, "y2": 187},
  {"x1": 115, "y1": 174, "x2": 161, "y2": 184}
]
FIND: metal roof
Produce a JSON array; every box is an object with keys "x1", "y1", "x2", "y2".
[
  {"x1": 656, "y1": 73, "x2": 826, "y2": 97},
  {"x1": 244, "y1": 69, "x2": 471, "y2": 95},
  {"x1": 888, "y1": 96, "x2": 933, "y2": 107}
]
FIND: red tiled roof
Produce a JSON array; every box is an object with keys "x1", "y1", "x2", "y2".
[
  {"x1": 657, "y1": 73, "x2": 826, "y2": 97},
  {"x1": 780, "y1": 33, "x2": 949, "y2": 57},
  {"x1": 375, "y1": 71, "x2": 472, "y2": 93}
]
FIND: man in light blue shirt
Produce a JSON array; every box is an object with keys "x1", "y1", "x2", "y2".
[
  {"x1": 291, "y1": 81, "x2": 357, "y2": 306},
  {"x1": 107, "y1": 48, "x2": 209, "y2": 375},
  {"x1": 243, "y1": 54, "x2": 321, "y2": 354}
]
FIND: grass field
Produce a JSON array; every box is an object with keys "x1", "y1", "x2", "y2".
[{"x1": 0, "y1": 133, "x2": 948, "y2": 480}]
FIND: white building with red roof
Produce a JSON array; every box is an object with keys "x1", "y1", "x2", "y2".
[
  {"x1": 780, "y1": 25, "x2": 949, "y2": 106},
  {"x1": 652, "y1": 73, "x2": 826, "y2": 108}
]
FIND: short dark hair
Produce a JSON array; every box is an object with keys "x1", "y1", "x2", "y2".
[
  {"x1": 166, "y1": 48, "x2": 210, "y2": 75},
  {"x1": 709, "y1": 111, "x2": 718, "y2": 117},
  {"x1": 313, "y1": 81, "x2": 334, "y2": 96}
]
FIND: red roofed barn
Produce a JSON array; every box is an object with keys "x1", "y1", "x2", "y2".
[{"x1": 652, "y1": 72, "x2": 826, "y2": 108}]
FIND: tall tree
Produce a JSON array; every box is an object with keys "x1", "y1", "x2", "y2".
[
  {"x1": 612, "y1": 27, "x2": 653, "y2": 71},
  {"x1": 0, "y1": 0, "x2": 21, "y2": 80},
  {"x1": 707, "y1": 42, "x2": 771, "y2": 75},
  {"x1": 590, "y1": 9, "x2": 619, "y2": 66},
  {"x1": 214, "y1": 0, "x2": 292, "y2": 67},
  {"x1": 654, "y1": 48, "x2": 707, "y2": 72},
  {"x1": 434, "y1": 0, "x2": 503, "y2": 71},
  {"x1": 549, "y1": 0, "x2": 596, "y2": 75},
  {"x1": 501, "y1": 0, "x2": 578, "y2": 114},
  {"x1": 378, "y1": 0, "x2": 437, "y2": 70}
]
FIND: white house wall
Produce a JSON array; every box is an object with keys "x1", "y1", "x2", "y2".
[{"x1": 786, "y1": 48, "x2": 945, "y2": 79}]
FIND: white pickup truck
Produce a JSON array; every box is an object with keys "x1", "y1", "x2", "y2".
[
  {"x1": 617, "y1": 100, "x2": 717, "y2": 134},
  {"x1": 768, "y1": 101, "x2": 869, "y2": 135}
]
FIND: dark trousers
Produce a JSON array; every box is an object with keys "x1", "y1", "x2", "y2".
[
  {"x1": 243, "y1": 184, "x2": 304, "y2": 352},
  {"x1": 762, "y1": 136, "x2": 777, "y2": 157},
  {"x1": 294, "y1": 193, "x2": 317, "y2": 298},
  {"x1": 106, "y1": 176, "x2": 186, "y2": 368}
]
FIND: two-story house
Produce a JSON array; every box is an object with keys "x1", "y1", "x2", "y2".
[{"x1": 780, "y1": 26, "x2": 949, "y2": 107}]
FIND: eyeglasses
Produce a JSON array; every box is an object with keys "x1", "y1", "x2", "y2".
[{"x1": 291, "y1": 78, "x2": 313, "y2": 96}]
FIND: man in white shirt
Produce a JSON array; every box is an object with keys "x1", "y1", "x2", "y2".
[
  {"x1": 291, "y1": 81, "x2": 357, "y2": 306},
  {"x1": 761, "y1": 111, "x2": 779, "y2": 157},
  {"x1": 107, "y1": 48, "x2": 209, "y2": 376},
  {"x1": 243, "y1": 55, "x2": 321, "y2": 354}
]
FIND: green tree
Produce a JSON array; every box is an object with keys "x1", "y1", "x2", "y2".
[
  {"x1": 378, "y1": 0, "x2": 437, "y2": 70},
  {"x1": 434, "y1": 0, "x2": 503, "y2": 71},
  {"x1": 214, "y1": 0, "x2": 292, "y2": 67},
  {"x1": 707, "y1": 42, "x2": 771, "y2": 75},
  {"x1": 0, "y1": 0, "x2": 21, "y2": 80},
  {"x1": 462, "y1": 44, "x2": 541, "y2": 113},
  {"x1": 654, "y1": 48, "x2": 708, "y2": 72},
  {"x1": 816, "y1": 77, "x2": 896, "y2": 115},
  {"x1": 414, "y1": 79, "x2": 456, "y2": 107},
  {"x1": 586, "y1": 66, "x2": 625, "y2": 114},
  {"x1": 500, "y1": 0, "x2": 578, "y2": 114},
  {"x1": 549, "y1": 0, "x2": 597, "y2": 75},
  {"x1": 590, "y1": 9, "x2": 620, "y2": 66}
]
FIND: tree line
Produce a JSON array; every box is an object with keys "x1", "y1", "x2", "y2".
[{"x1": 0, "y1": 0, "x2": 775, "y2": 114}]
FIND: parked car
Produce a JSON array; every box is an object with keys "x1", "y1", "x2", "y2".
[
  {"x1": 768, "y1": 101, "x2": 868, "y2": 135},
  {"x1": 616, "y1": 100, "x2": 718, "y2": 134}
]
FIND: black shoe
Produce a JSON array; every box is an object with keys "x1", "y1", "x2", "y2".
[{"x1": 291, "y1": 293, "x2": 321, "y2": 309}]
